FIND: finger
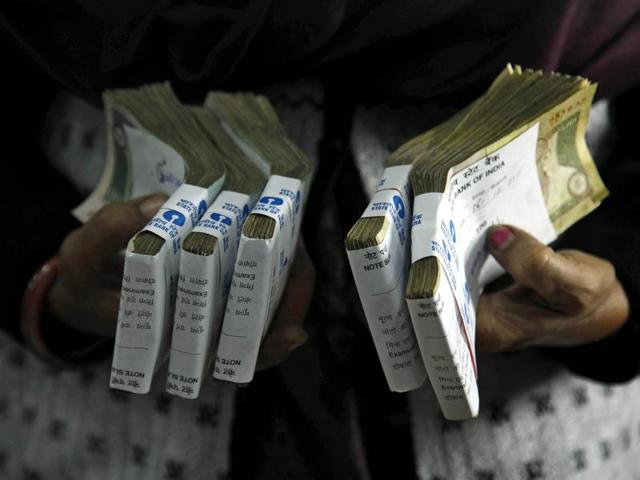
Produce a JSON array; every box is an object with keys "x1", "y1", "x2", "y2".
[
  {"x1": 477, "y1": 278, "x2": 629, "y2": 351},
  {"x1": 84, "y1": 194, "x2": 168, "y2": 258},
  {"x1": 256, "y1": 240, "x2": 316, "y2": 371},
  {"x1": 476, "y1": 289, "x2": 527, "y2": 352},
  {"x1": 475, "y1": 285, "x2": 571, "y2": 351},
  {"x1": 486, "y1": 225, "x2": 613, "y2": 313}
]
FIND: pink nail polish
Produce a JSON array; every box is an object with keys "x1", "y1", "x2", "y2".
[{"x1": 488, "y1": 226, "x2": 514, "y2": 251}]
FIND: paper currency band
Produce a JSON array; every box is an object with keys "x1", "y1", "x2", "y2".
[
  {"x1": 191, "y1": 190, "x2": 251, "y2": 238},
  {"x1": 144, "y1": 183, "x2": 211, "y2": 243},
  {"x1": 20, "y1": 257, "x2": 111, "y2": 366},
  {"x1": 373, "y1": 165, "x2": 413, "y2": 199}
]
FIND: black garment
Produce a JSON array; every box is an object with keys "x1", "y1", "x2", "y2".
[
  {"x1": 0, "y1": 40, "x2": 82, "y2": 341},
  {"x1": 545, "y1": 85, "x2": 640, "y2": 383},
  {"x1": 3, "y1": 1, "x2": 640, "y2": 103}
]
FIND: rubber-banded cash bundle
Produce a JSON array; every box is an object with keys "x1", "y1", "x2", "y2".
[
  {"x1": 205, "y1": 92, "x2": 314, "y2": 384},
  {"x1": 166, "y1": 107, "x2": 267, "y2": 399},
  {"x1": 402, "y1": 65, "x2": 607, "y2": 419},
  {"x1": 109, "y1": 83, "x2": 227, "y2": 394},
  {"x1": 343, "y1": 102, "x2": 478, "y2": 393}
]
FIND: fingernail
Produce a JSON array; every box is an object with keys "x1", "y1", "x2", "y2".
[
  {"x1": 140, "y1": 195, "x2": 166, "y2": 218},
  {"x1": 488, "y1": 226, "x2": 515, "y2": 251}
]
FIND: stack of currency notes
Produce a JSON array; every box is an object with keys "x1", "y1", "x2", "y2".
[
  {"x1": 345, "y1": 64, "x2": 608, "y2": 419},
  {"x1": 165, "y1": 106, "x2": 267, "y2": 399},
  {"x1": 75, "y1": 83, "x2": 225, "y2": 222},
  {"x1": 87, "y1": 85, "x2": 314, "y2": 396},
  {"x1": 107, "y1": 84, "x2": 228, "y2": 393},
  {"x1": 206, "y1": 92, "x2": 314, "y2": 384}
]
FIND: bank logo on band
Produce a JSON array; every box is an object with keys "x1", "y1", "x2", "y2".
[
  {"x1": 162, "y1": 209, "x2": 186, "y2": 226},
  {"x1": 295, "y1": 191, "x2": 301, "y2": 214},
  {"x1": 392, "y1": 195, "x2": 405, "y2": 219},
  {"x1": 259, "y1": 196, "x2": 284, "y2": 206},
  {"x1": 198, "y1": 200, "x2": 207, "y2": 218},
  {"x1": 210, "y1": 212, "x2": 233, "y2": 226}
]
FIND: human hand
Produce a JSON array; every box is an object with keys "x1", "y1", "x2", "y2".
[
  {"x1": 256, "y1": 240, "x2": 316, "y2": 371},
  {"x1": 476, "y1": 225, "x2": 629, "y2": 352},
  {"x1": 49, "y1": 193, "x2": 316, "y2": 370},
  {"x1": 48, "y1": 194, "x2": 169, "y2": 337}
]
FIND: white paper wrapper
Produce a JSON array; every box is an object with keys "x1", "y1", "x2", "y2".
[
  {"x1": 408, "y1": 124, "x2": 555, "y2": 419},
  {"x1": 213, "y1": 175, "x2": 303, "y2": 384},
  {"x1": 110, "y1": 184, "x2": 216, "y2": 394},
  {"x1": 346, "y1": 166, "x2": 426, "y2": 392},
  {"x1": 406, "y1": 272, "x2": 480, "y2": 420},
  {"x1": 166, "y1": 191, "x2": 252, "y2": 399}
]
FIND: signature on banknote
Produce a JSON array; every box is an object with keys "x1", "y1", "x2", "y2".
[{"x1": 155, "y1": 158, "x2": 182, "y2": 190}]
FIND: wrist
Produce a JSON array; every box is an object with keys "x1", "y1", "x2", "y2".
[
  {"x1": 21, "y1": 257, "x2": 112, "y2": 366},
  {"x1": 20, "y1": 257, "x2": 61, "y2": 363}
]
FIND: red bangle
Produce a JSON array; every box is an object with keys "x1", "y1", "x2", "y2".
[{"x1": 20, "y1": 257, "x2": 64, "y2": 364}]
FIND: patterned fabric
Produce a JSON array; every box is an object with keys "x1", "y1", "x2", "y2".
[
  {"x1": 411, "y1": 351, "x2": 640, "y2": 480},
  {"x1": 0, "y1": 331, "x2": 234, "y2": 480}
]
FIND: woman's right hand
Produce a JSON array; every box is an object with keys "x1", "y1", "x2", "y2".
[{"x1": 476, "y1": 225, "x2": 629, "y2": 352}]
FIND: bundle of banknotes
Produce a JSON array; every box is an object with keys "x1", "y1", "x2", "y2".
[
  {"x1": 75, "y1": 83, "x2": 313, "y2": 397},
  {"x1": 345, "y1": 64, "x2": 608, "y2": 419}
]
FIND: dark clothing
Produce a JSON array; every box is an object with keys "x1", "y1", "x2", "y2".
[{"x1": 3, "y1": 1, "x2": 640, "y2": 102}]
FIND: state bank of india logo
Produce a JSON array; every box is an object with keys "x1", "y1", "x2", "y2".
[
  {"x1": 198, "y1": 200, "x2": 207, "y2": 218},
  {"x1": 392, "y1": 195, "x2": 405, "y2": 219},
  {"x1": 295, "y1": 191, "x2": 301, "y2": 214},
  {"x1": 162, "y1": 209, "x2": 186, "y2": 226},
  {"x1": 210, "y1": 212, "x2": 233, "y2": 226},
  {"x1": 259, "y1": 196, "x2": 284, "y2": 206}
]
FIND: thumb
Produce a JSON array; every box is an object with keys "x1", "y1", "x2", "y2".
[
  {"x1": 86, "y1": 194, "x2": 168, "y2": 256},
  {"x1": 486, "y1": 224, "x2": 585, "y2": 310}
]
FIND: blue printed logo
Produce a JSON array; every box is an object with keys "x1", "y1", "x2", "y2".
[
  {"x1": 449, "y1": 220, "x2": 456, "y2": 243},
  {"x1": 442, "y1": 241, "x2": 451, "y2": 263},
  {"x1": 242, "y1": 204, "x2": 250, "y2": 220},
  {"x1": 295, "y1": 191, "x2": 301, "y2": 214},
  {"x1": 162, "y1": 209, "x2": 186, "y2": 226},
  {"x1": 198, "y1": 200, "x2": 207, "y2": 218},
  {"x1": 210, "y1": 212, "x2": 233, "y2": 226},
  {"x1": 392, "y1": 195, "x2": 405, "y2": 219},
  {"x1": 259, "y1": 196, "x2": 284, "y2": 206}
]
